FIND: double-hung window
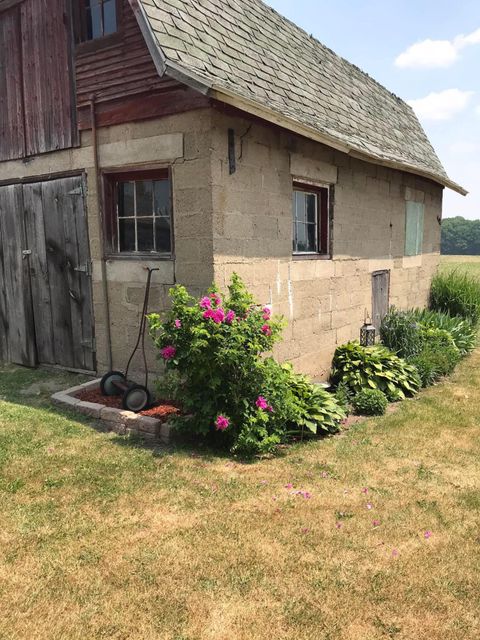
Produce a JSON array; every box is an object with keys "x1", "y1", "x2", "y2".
[
  {"x1": 104, "y1": 169, "x2": 173, "y2": 257},
  {"x1": 292, "y1": 183, "x2": 330, "y2": 256}
]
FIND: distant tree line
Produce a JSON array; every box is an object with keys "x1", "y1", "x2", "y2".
[{"x1": 441, "y1": 217, "x2": 480, "y2": 255}]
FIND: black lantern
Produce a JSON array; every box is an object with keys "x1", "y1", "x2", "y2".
[{"x1": 360, "y1": 321, "x2": 376, "y2": 346}]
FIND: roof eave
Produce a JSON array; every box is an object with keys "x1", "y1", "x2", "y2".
[{"x1": 211, "y1": 86, "x2": 468, "y2": 196}]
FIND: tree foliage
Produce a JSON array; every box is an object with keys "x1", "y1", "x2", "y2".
[{"x1": 441, "y1": 217, "x2": 480, "y2": 255}]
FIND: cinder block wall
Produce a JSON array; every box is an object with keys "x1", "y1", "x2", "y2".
[{"x1": 210, "y1": 110, "x2": 442, "y2": 378}]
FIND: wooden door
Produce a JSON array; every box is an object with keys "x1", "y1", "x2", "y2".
[
  {"x1": 24, "y1": 176, "x2": 95, "y2": 372},
  {"x1": 0, "y1": 184, "x2": 36, "y2": 366},
  {"x1": 372, "y1": 270, "x2": 390, "y2": 332}
]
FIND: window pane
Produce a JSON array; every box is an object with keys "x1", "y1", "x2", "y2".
[
  {"x1": 86, "y1": 0, "x2": 102, "y2": 39},
  {"x1": 119, "y1": 219, "x2": 135, "y2": 252},
  {"x1": 103, "y1": 0, "x2": 117, "y2": 35},
  {"x1": 306, "y1": 193, "x2": 317, "y2": 223},
  {"x1": 118, "y1": 182, "x2": 134, "y2": 217},
  {"x1": 307, "y1": 223, "x2": 317, "y2": 252},
  {"x1": 294, "y1": 191, "x2": 306, "y2": 223},
  {"x1": 154, "y1": 180, "x2": 171, "y2": 217},
  {"x1": 137, "y1": 219, "x2": 155, "y2": 252},
  {"x1": 136, "y1": 181, "x2": 153, "y2": 216},
  {"x1": 155, "y1": 218, "x2": 171, "y2": 253},
  {"x1": 296, "y1": 222, "x2": 308, "y2": 252}
]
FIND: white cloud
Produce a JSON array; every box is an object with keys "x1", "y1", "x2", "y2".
[
  {"x1": 476, "y1": 105, "x2": 480, "y2": 117},
  {"x1": 408, "y1": 89, "x2": 474, "y2": 121},
  {"x1": 395, "y1": 27, "x2": 480, "y2": 69}
]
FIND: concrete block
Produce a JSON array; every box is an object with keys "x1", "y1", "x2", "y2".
[
  {"x1": 100, "y1": 407, "x2": 136, "y2": 425},
  {"x1": 77, "y1": 401, "x2": 104, "y2": 418}
]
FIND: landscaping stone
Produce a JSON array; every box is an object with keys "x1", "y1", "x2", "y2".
[{"x1": 51, "y1": 378, "x2": 171, "y2": 444}]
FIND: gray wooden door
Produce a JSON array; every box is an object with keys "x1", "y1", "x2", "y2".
[
  {"x1": 372, "y1": 270, "x2": 390, "y2": 332},
  {"x1": 0, "y1": 184, "x2": 36, "y2": 366},
  {"x1": 23, "y1": 176, "x2": 95, "y2": 372}
]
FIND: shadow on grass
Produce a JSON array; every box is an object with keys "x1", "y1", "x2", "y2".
[{"x1": 0, "y1": 364, "x2": 320, "y2": 465}]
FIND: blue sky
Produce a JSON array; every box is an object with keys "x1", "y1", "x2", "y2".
[{"x1": 266, "y1": 0, "x2": 480, "y2": 219}]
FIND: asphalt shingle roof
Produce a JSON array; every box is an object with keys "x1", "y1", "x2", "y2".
[{"x1": 133, "y1": 0, "x2": 465, "y2": 193}]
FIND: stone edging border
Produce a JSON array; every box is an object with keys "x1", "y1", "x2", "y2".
[{"x1": 51, "y1": 379, "x2": 171, "y2": 444}]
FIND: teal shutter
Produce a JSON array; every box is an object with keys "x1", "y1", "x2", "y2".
[{"x1": 405, "y1": 202, "x2": 424, "y2": 256}]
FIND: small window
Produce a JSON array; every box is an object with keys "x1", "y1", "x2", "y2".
[
  {"x1": 78, "y1": 0, "x2": 118, "y2": 43},
  {"x1": 105, "y1": 170, "x2": 173, "y2": 256},
  {"x1": 405, "y1": 201, "x2": 424, "y2": 256},
  {"x1": 292, "y1": 183, "x2": 330, "y2": 255}
]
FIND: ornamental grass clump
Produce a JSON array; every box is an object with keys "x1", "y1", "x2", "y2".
[
  {"x1": 430, "y1": 270, "x2": 480, "y2": 324},
  {"x1": 148, "y1": 274, "x2": 345, "y2": 456}
]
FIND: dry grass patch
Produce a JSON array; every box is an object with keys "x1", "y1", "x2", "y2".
[{"x1": 0, "y1": 360, "x2": 479, "y2": 639}]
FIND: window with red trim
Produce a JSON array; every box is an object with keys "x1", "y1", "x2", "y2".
[
  {"x1": 292, "y1": 183, "x2": 330, "y2": 255},
  {"x1": 104, "y1": 170, "x2": 173, "y2": 257}
]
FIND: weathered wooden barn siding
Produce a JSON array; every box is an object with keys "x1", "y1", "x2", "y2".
[
  {"x1": 0, "y1": 7, "x2": 25, "y2": 161},
  {"x1": 0, "y1": 0, "x2": 76, "y2": 161},
  {"x1": 76, "y1": 0, "x2": 209, "y2": 129},
  {"x1": 21, "y1": 0, "x2": 76, "y2": 156}
]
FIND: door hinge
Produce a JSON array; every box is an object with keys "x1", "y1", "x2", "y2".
[
  {"x1": 81, "y1": 337, "x2": 96, "y2": 351},
  {"x1": 74, "y1": 261, "x2": 92, "y2": 276},
  {"x1": 67, "y1": 186, "x2": 84, "y2": 197}
]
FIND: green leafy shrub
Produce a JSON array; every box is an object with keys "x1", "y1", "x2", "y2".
[
  {"x1": 281, "y1": 368, "x2": 346, "y2": 437},
  {"x1": 409, "y1": 308, "x2": 476, "y2": 356},
  {"x1": 380, "y1": 307, "x2": 423, "y2": 358},
  {"x1": 430, "y1": 270, "x2": 480, "y2": 324},
  {"x1": 352, "y1": 388, "x2": 388, "y2": 416},
  {"x1": 409, "y1": 327, "x2": 461, "y2": 386},
  {"x1": 330, "y1": 341, "x2": 420, "y2": 401},
  {"x1": 148, "y1": 275, "x2": 344, "y2": 456}
]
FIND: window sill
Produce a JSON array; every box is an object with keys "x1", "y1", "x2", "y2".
[
  {"x1": 76, "y1": 33, "x2": 123, "y2": 56},
  {"x1": 292, "y1": 253, "x2": 332, "y2": 261},
  {"x1": 106, "y1": 253, "x2": 174, "y2": 262}
]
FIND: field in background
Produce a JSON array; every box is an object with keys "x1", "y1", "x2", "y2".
[{"x1": 440, "y1": 255, "x2": 480, "y2": 278}]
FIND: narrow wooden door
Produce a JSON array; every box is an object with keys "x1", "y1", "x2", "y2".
[
  {"x1": 24, "y1": 176, "x2": 95, "y2": 372},
  {"x1": 372, "y1": 270, "x2": 390, "y2": 332},
  {"x1": 0, "y1": 184, "x2": 36, "y2": 366}
]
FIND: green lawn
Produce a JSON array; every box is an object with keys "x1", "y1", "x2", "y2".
[{"x1": 0, "y1": 352, "x2": 479, "y2": 639}]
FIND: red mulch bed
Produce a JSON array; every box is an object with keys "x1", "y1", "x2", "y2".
[{"x1": 76, "y1": 387, "x2": 181, "y2": 420}]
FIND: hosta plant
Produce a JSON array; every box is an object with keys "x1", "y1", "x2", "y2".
[{"x1": 331, "y1": 341, "x2": 420, "y2": 401}]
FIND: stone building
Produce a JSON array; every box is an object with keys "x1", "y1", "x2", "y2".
[{"x1": 0, "y1": 0, "x2": 465, "y2": 379}]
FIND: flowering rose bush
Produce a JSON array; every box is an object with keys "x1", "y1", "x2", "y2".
[{"x1": 148, "y1": 274, "x2": 344, "y2": 455}]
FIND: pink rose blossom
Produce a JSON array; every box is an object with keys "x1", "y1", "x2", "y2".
[
  {"x1": 215, "y1": 415, "x2": 230, "y2": 431},
  {"x1": 225, "y1": 310, "x2": 236, "y2": 324},
  {"x1": 366, "y1": 502, "x2": 373, "y2": 510},
  {"x1": 256, "y1": 396, "x2": 269, "y2": 410},
  {"x1": 214, "y1": 308, "x2": 226, "y2": 323},
  {"x1": 262, "y1": 306, "x2": 272, "y2": 320},
  {"x1": 392, "y1": 549, "x2": 399, "y2": 557},
  {"x1": 210, "y1": 293, "x2": 222, "y2": 306},
  {"x1": 200, "y1": 296, "x2": 212, "y2": 309},
  {"x1": 261, "y1": 324, "x2": 272, "y2": 336},
  {"x1": 336, "y1": 522, "x2": 342, "y2": 529},
  {"x1": 424, "y1": 530, "x2": 432, "y2": 539},
  {"x1": 161, "y1": 345, "x2": 176, "y2": 360},
  {"x1": 373, "y1": 520, "x2": 381, "y2": 528},
  {"x1": 203, "y1": 309, "x2": 214, "y2": 321},
  {"x1": 301, "y1": 528, "x2": 310, "y2": 534},
  {"x1": 361, "y1": 487, "x2": 369, "y2": 494},
  {"x1": 285, "y1": 483, "x2": 294, "y2": 489},
  {"x1": 174, "y1": 319, "x2": 182, "y2": 328}
]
